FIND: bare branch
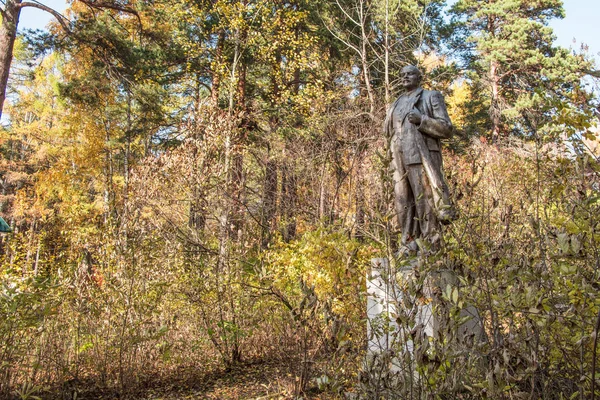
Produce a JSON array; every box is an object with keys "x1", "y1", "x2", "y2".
[
  {"x1": 584, "y1": 69, "x2": 600, "y2": 78},
  {"x1": 319, "y1": 13, "x2": 361, "y2": 56},
  {"x1": 335, "y1": 0, "x2": 360, "y2": 27},
  {"x1": 19, "y1": 1, "x2": 71, "y2": 33}
]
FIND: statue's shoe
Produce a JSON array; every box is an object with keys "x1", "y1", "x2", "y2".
[{"x1": 395, "y1": 241, "x2": 418, "y2": 258}]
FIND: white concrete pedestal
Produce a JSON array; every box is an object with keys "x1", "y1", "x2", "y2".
[
  {"x1": 367, "y1": 257, "x2": 485, "y2": 355},
  {"x1": 363, "y1": 257, "x2": 486, "y2": 397},
  {"x1": 367, "y1": 257, "x2": 434, "y2": 357}
]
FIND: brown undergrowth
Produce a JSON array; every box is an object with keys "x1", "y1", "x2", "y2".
[{"x1": 35, "y1": 357, "x2": 343, "y2": 400}]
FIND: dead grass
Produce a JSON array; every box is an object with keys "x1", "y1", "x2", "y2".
[{"x1": 35, "y1": 358, "x2": 342, "y2": 400}]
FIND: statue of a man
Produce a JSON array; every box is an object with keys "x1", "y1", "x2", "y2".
[{"x1": 384, "y1": 65, "x2": 455, "y2": 253}]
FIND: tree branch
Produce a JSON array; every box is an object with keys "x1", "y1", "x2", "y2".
[
  {"x1": 584, "y1": 69, "x2": 600, "y2": 79},
  {"x1": 19, "y1": 1, "x2": 71, "y2": 33},
  {"x1": 76, "y1": 0, "x2": 136, "y2": 14},
  {"x1": 592, "y1": 306, "x2": 600, "y2": 400},
  {"x1": 76, "y1": 0, "x2": 142, "y2": 29},
  {"x1": 0, "y1": 0, "x2": 7, "y2": 20}
]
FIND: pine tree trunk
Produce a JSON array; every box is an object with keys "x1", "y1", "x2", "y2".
[
  {"x1": 229, "y1": 151, "x2": 244, "y2": 241},
  {"x1": 354, "y1": 154, "x2": 365, "y2": 240},
  {"x1": 211, "y1": 30, "x2": 225, "y2": 107},
  {"x1": 281, "y1": 162, "x2": 297, "y2": 242},
  {"x1": 104, "y1": 125, "x2": 115, "y2": 223},
  {"x1": 359, "y1": 0, "x2": 374, "y2": 116},
  {"x1": 230, "y1": 24, "x2": 247, "y2": 240},
  {"x1": 236, "y1": 30, "x2": 247, "y2": 112},
  {"x1": 318, "y1": 161, "x2": 328, "y2": 223},
  {"x1": 490, "y1": 59, "x2": 501, "y2": 142},
  {"x1": 260, "y1": 158, "x2": 278, "y2": 249},
  {"x1": 0, "y1": 0, "x2": 22, "y2": 118},
  {"x1": 189, "y1": 78, "x2": 207, "y2": 232},
  {"x1": 189, "y1": 186, "x2": 206, "y2": 231}
]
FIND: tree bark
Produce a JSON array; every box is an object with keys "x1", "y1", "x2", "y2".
[
  {"x1": 189, "y1": 136, "x2": 207, "y2": 233},
  {"x1": 236, "y1": 25, "x2": 248, "y2": 112},
  {"x1": 487, "y1": 15, "x2": 502, "y2": 141},
  {"x1": 490, "y1": 59, "x2": 501, "y2": 142},
  {"x1": 280, "y1": 162, "x2": 297, "y2": 242},
  {"x1": 384, "y1": 0, "x2": 390, "y2": 106},
  {"x1": 211, "y1": 30, "x2": 225, "y2": 107},
  {"x1": 260, "y1": 158, "x2": 278, "y2": 249},
  {"x1": 359, "y1": 1, "x2": 374, "y2": 116},
  {"x1": 0, "y1": 1, "x2": 71, "y2": 119},
  {"x1": 188, "y1": 187, "x2": 206, "y2": 231},
  {"x1": 229, "y1": 151, "x2": 244, "y2": 241},
  {"x1": 354, "y1": 151, "x2": 365, "y2": 240},
  {"x1": 229, "y1": 21, "x2": 248, "y2": 241},
  {"x1": 0, "y1": 0, "x2": 22, "y2": 119}
]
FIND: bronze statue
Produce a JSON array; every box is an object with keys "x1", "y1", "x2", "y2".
[{"x1": 384, "y1": 65, "x2": 455, "y2": 253}]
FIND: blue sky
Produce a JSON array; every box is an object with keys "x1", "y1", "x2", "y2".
[
  {"x1": 18, "y1": 0, "x2": 600, "y2": 63},
  {"x1": 551, "y1": 0, "x2": 600, "y2": 60}
]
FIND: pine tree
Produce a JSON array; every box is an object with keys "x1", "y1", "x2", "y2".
[{"x1": 450, "y1": 0, "x2": 595, "y2": 141}]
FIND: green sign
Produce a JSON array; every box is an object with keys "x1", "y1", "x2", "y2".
[{"x1": 0, "y1": 216, "x2": 12, "y2": 233}]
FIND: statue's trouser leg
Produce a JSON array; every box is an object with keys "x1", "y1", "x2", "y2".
[
  {"x1": 392, "y1": 148, "x2": 415, "y2": 245},
  {"x1": 406, "y1": 164, "x2": 438, "y2": 244},
  {"x1": 428, "y1": 151, "x2": 452, "y2": 212}
]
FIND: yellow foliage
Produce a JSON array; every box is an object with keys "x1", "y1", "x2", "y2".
[{"x1": 265, "y1": 229, "x2": 374, "y2": 316}]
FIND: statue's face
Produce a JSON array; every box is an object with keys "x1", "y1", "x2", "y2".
[{"x1": 401, "y1": 66, "x2": 421, "y2": 90}]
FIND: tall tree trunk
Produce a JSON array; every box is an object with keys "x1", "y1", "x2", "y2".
[
  {"x1": 259, "y1": 46, "x2": 282, "y2": 247},
  {"x1": 354, "y1": 151, "x2": 365, "y2": 240},
  {"x1": 384, "y1": 0, "x2": 390, "y2": 106},
  {"x1": 211, "y1": 30, "x2": 225, "y2": 107},
  {"x1": 236, "y1": 27, "x2": 247, "y2": 112},
  {"x1": 229, "y1": 21, "x2": 248, "y2": 241},
  {"x1": 123, "y1": 91, "x2": 132, "y2": 230},
  {"x1": 188, "y1": 142, "x2": 206, "y2": 232},
  {"x1": 0, "y1": 0, "x2": 22, "y2": 119},
  {"x1": 230, "y1": 151, "x2": 244, "y2": 241},
  {"x1": 237, "y1": 62, "x2": 246, "y2": 110},
  {"x1": 188, "y1": 187, "x2": 206, "y2": 231},
  {"x1": 189, "y1": 76, "x2": 207, "y2": 232},
  {"x1": 488, "y1": 14, "x2": 501, "y2": 142},
  {"x1": 280, "y1": 161, "x2": 297, "y2": 242},
  {"x1": 490, "y1": 59, "x2": 501, "y2": 142},
  {"x1": 260, "y1": 158, "x2": 278, "y2": 249},
  {"x1": 359, "y1": 0, "x2": 374, "y2": 116},
  {"x1": 103, "y1": 121, "x2": 115, "y2": 224},
  {"x1": 318, "y1": 161, "x2": 328, "y2": 223}
]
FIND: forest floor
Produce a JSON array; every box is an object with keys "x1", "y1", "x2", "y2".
[
  {"x1": 43, "y1": 359, "x2": 345, "y2": 400},
  {"x1": 141, "y1": 359, "x2": 336, "y2": 400}
]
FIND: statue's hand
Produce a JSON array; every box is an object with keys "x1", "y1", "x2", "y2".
[{"x1": 407, "y1": 108, "x2": 422, "y2": 125}]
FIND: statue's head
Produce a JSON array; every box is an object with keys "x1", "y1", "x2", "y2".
[{"x1": 401, "y1": 65, "x2": 422, "y2": 91}]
